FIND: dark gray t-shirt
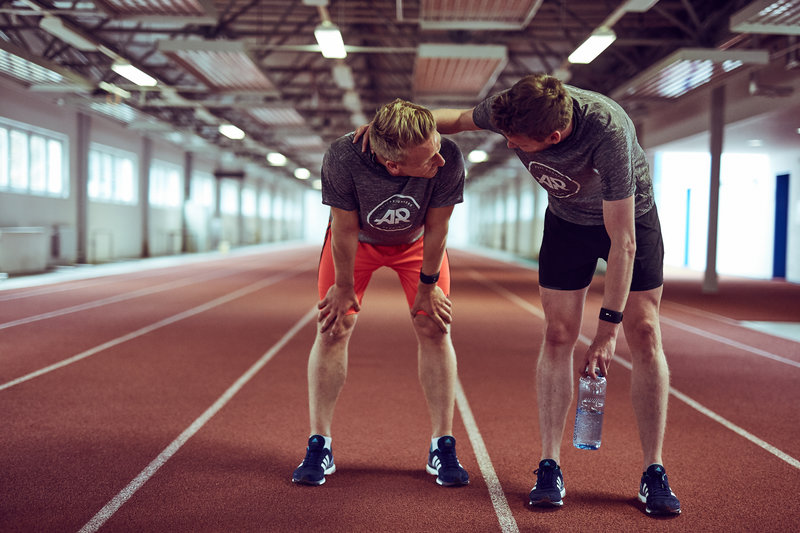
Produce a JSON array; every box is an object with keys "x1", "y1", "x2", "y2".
[
  {"x1": 473, "y1": 85, "x2": 653, "y2": 225},
  {"x1": 321, "y1": 133, "x2": 465, "y2": 245}
]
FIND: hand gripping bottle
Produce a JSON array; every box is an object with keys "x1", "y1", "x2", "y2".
[{"x1": 572, "y1": 371, "x2": 607, "y2": 450}]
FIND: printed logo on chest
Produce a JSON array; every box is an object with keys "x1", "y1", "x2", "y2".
[
  {"x1": 368, "y1": 194, "x2": 420, "y2": 232},
  {"x1": 527, "y1": 162, "x2": 581, "y2": 198}
]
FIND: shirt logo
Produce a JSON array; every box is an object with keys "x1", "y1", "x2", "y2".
[
  {"x1": 527, "y1": 161, "x2": 581, "y2": 198},
  {"x1": 368, "y1": 194, "x2": 420, "y2": 231}
]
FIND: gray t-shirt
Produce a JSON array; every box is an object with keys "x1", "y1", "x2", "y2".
[
  {"x1": 473, "y1": 85, "x2": 653, "y2": 225},
  {"x1": 321, "y1": 132, "x2": 465, "y2": 245}
]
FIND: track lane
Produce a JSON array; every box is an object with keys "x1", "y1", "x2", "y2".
[
  {"x1": 86, "y1": 268, "x2": 503, "y2": 532},
  {"x1": 1, "y1": 245, "x2": 799, "y2": 532},
  {"x1": 1, "y1": 269, "x2": 319, "y2": 532}
]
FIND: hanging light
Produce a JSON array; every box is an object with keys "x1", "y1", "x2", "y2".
[
  {"x1": 219, "y1": 124, "x2": 245, "y2": 140},
  {"x1": 314, "y1": 21, "x2": 346, "y2": 59},
  {"x1": 568, "y1": 27, "x2": 616, "y2": 64},
  {"x1": 111, "y1": 60, "x2": 158, "y2": 87}
]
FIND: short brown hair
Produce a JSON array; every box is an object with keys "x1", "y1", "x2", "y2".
[
  {"x1": 491, "y1": 74, "x2": 573, "y2": 141},
  {"x1": 368, "y1": 98, "x2": 436, "y2": 162}
]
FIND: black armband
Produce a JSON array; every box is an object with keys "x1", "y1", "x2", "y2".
[
  {"x1": 599, "y1": 307, "x2": 623, "y2": 324},
  {"x1": 419, "y1": 271, "x2": 440, "y2": 285}
]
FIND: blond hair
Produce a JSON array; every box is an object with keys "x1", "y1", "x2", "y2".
[{"x1": 368, "y1": 98, "x2": 436, "y2": 162}]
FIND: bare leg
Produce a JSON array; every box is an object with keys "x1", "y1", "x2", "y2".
[
  {"x1": 308, "y1": 314, "x2": 357, "y2": 437},
  {"x1": 413, "y1": 314, "x2": 456, "y2": 438},
  {"x1": 537, "y1": 287, "x2": 588, "y2": 463},
  {"x1": 623, "y1": 287, "x2": 670, "y2": 470}
]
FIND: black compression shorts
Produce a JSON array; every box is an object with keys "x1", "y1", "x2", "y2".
[{"x1": 538, "y1": 205, "x2": 664, "y2": 291}]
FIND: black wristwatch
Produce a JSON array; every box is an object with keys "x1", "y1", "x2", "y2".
[
  {"x1": 419, "y1": 271, "x2": 440, "y2": 284},
  {"x1": 599, "y1": 307, "x2": 623, "y2": 324}
]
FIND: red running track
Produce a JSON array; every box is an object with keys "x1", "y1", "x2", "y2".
[{"x1": 1, "y1": 243, "x2": 798, "y2": 532}]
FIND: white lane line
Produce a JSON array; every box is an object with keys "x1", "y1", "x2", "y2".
[
  {"x1": 468, "y1": 269, "x2": 800, "y2": 471},
  {"x1": 659, "y1": 316, "x2": 800, "y2": 369},
  {"x1": 0, "y1": 267, "x2": 241, "y2": 330},
  {"x1": 455, "y1": 379, "x2": 520, "y2": 533},
  {"x1": 78, "y1": 306, "x2": 317, "y2": 533},
  {"x1": 610, "y1": 356, "x2": 800, "y2": 470},
  {"x1": 0, "y1": 268, "x2": 308, "y2": 391}
]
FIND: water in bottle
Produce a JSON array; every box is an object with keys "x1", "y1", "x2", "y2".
[{"x1": 573, "y1": 372, "x2": 606, "y2": 450}]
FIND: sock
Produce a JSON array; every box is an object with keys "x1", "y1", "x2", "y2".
[{"x1": 431, "y1": 436, "x2": 441, "y2": 451}]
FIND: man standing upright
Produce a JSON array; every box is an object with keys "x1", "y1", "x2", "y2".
[
  {"x1": 292, "y1": 98, "x2": 469, "y2": 488},
  {"x1": 432, "y1": 74, "x2": 681, "y2": 515}
]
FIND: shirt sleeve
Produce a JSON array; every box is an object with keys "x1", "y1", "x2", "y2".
[
  {"x1": 591, "y1": 119, "x2": 637, "y2": 202},
  {"x1": 320, "y1": 146, "x2": 358, "y2": 211},
  {"x1": 430, "y1": 140, "x2": 466, "y2": 208}
]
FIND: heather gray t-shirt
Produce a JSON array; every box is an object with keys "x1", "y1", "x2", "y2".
[
  {"x1": 321, "y1": 132, "x2": 465, "y2": 245},
  {"x1": 473, "y1": 85, "x2": 653, "y2": 225}
]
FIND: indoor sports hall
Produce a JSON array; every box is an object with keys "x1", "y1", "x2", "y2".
[{"x1": 1, "y1": 1, "x2": 799, "y2": 532}]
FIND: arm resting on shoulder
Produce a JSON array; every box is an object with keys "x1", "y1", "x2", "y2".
[{"x1": 432, "y1": 108, "x2": 479, "y2": 134}]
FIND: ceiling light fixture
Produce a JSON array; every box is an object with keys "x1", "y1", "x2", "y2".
[
  {"x1": 468, "y1": 150, "x2": 489, "y2": 163},
  {"x1": 568, "y1": 27, "x2": 616, "y2": 64},
  {"x1": 39, "y1": 15, "x2": 97, "y2": 52},
  {"x1": 218, "y1": 124, "x2": 245, "y2": 140},
  {"x1": 314, "y1": 21, "x2": 347, "y2": 59},
  {"x1": 332, "y1": 63, "x2": 355, "y2": 89},
  {"x1": 111, "y1": 60, "x2": 158, "y2": 87},
  {"x1": 294, "y1": 168, "x2": 311, "y2": 180},
  {"x1": 98, "y1": 81, "x2": 131, "y2": 99},
  {"x1": 267, "y1": 152, "x2": 288, "y2": 166}
]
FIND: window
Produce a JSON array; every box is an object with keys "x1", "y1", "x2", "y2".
[
  {"x1": 0, "y1": 119, "x2": 66, "y2": 197},
  {"x1": 88, "y1": 144, "x2": 138, "y2": 204},
  {"x1": 149, "y1": 160, "x2": 183, "y2": 207},
  {"x1": 220, "y1": 179, "x2": 239, "y2": 215},
  {"x1": 241, "y1": 186, "x2": 257, "y2": 217},
  {"x1": 190, "y1": 171, "x2": 215, "y2": 209}
]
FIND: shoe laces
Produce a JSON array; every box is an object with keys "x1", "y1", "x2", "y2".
[
  {"x1": 645, "y1": 472, "x2": 672, "y2": 497},
  {"x1": 436, "y1": 447, "x2": 461, "y2": 471},
  {"x1": 302, "y1": 444, "x2": 328, "y2": 467},
  {"x1": 534, "y1": 465, "x2": 558, "y2": 487}
]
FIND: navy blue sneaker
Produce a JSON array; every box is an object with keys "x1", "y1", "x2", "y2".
[
  {"x1": 292, "y1": 435, "x2": 335, "y2": 486},
  {"x1": 638, "y1": 464, "x2": 681, "y2": 515},
  {"x1": 528, "y1": 459, "x2": 565, "y2": 507},
  {"x1": 426, "y1": 436, "x2": 469, "y2": 486}
]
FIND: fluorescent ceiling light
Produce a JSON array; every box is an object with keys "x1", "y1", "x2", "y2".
[
  {"x1": 267, "y1": 152, "x2": 287, "y2": 166},
  {"x1": 568, "y1": 27, "x2": 616, "y2": 64},
  {"x1": 332, "y1": 64, "x2": 355, "y2": 89},
  {"x1": 314, "y1": 22, "x2": 347, "y2": 59},
  {"x1": 342, "y1": 90, "x2": 361, "y2": 112},
  {"x1": 219, "y1": 124, "x2": 245, "y2": 140},
  {"x1": 39, "y1": 16, "x2": 97, "y2": 52},
  {"x1": 468, "y1": 150, "x2": 489, "y2": 163},
  {"x1": 98, "y1": 81, "x2": 131, "y2": 99},
  {"x1": 294, "y1": 168, "x2": 311, "y2": 180},
  {"x1": 622, "y1": 0, "x2": 659, "y2": 12},
  {"x1": 111, "y1": 61, "x2": 158, "y2": 87}
]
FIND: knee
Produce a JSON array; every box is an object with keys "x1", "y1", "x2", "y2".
[
  {"x1": 316, "y1": 315, "x2": 356, "y2": 348},
  {"x1": 625, "y1": 318, "x2": 663, "y2": 359},
  {"x1": 543, "y1": 318, "x2": 579, "y2": 347},
  {"x1": 412, "y1": 313, "x2": 449, "y2": 342}
]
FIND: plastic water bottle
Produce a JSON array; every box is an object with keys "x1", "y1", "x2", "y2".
[{"x1": 573, "y1": 372, "x2": 607, "y2": 450}]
